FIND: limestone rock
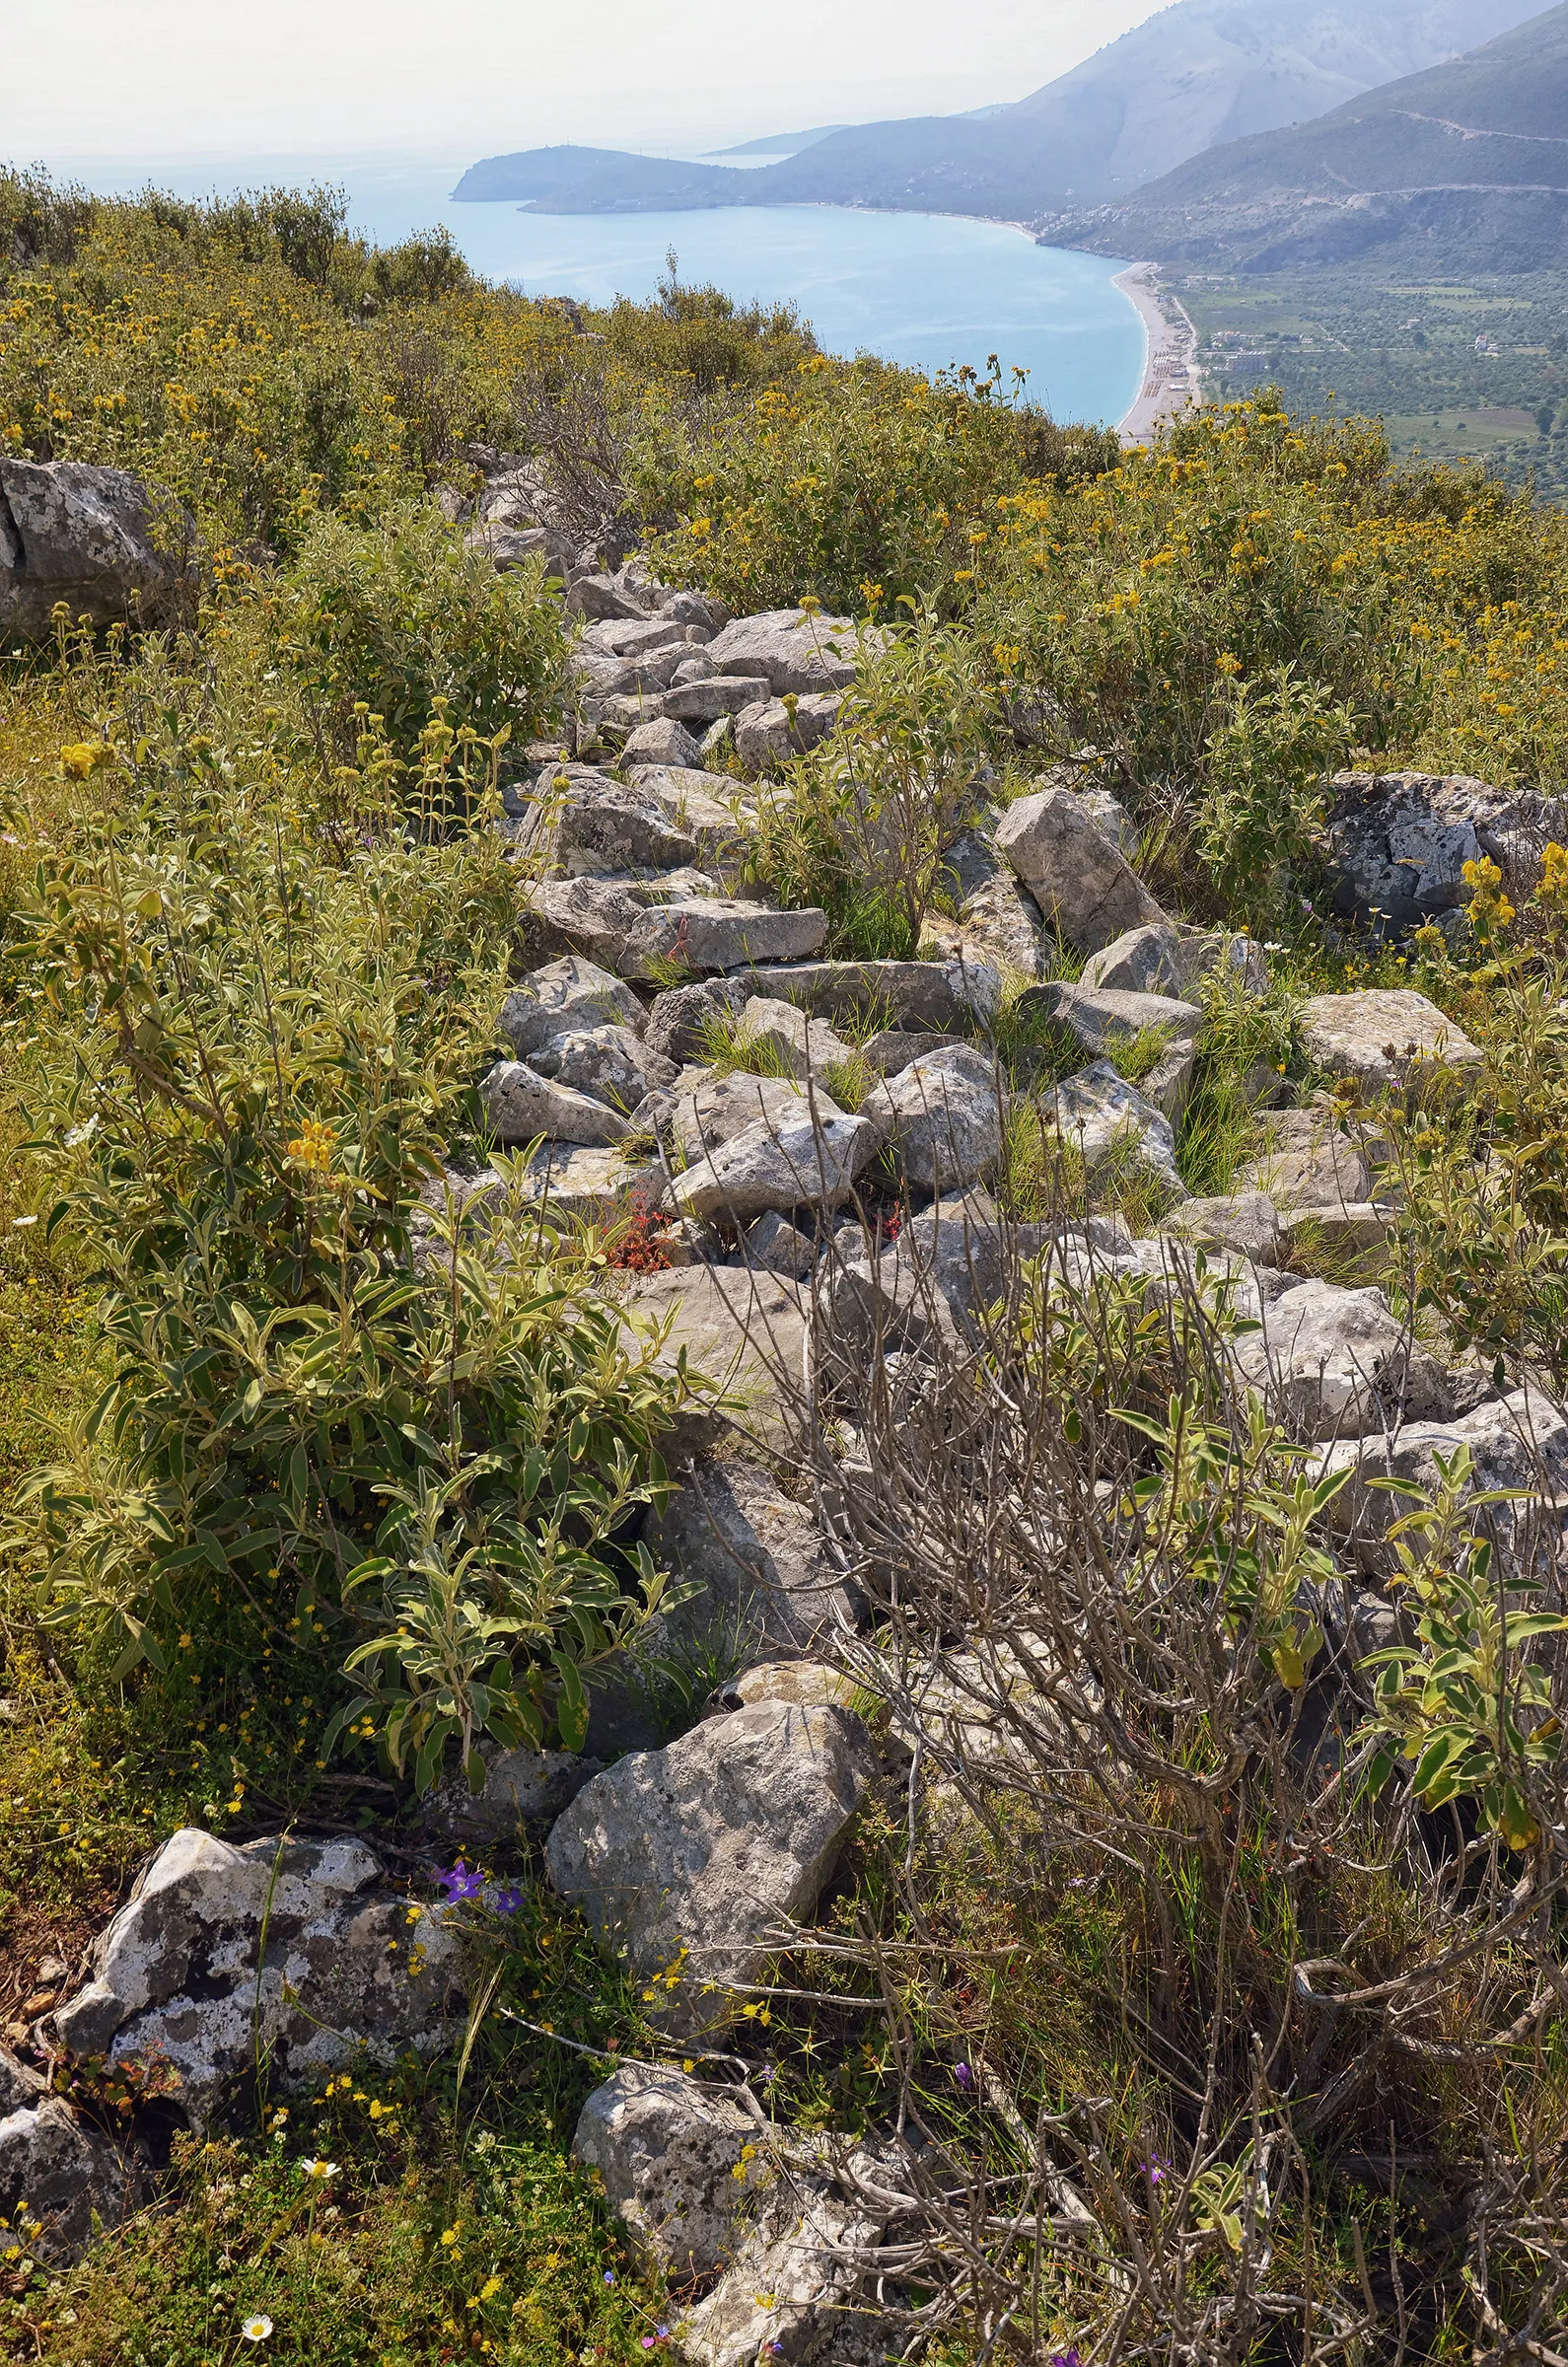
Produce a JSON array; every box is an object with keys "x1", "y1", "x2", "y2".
[
  {"x1": 545, "y1": 1701, "x2": 878, "y2": 2030},
  {"x1": 1297, "y1": 989, "x2": 1482, "y2": 1097},
  {"x1": 1075, "y1": 786, "x2": 1139, "y2": 854},
  {"x1": 0, "y1": 2096, "x2": 130, "y2": 2263},
  {"x1": 53, "y1": 1829, "x2": 462, "y2": 2114},
  {"x1": 676, "y1": 1070, "x2": 845, "y2": 1165},
  {"x1": 735, "y1": 690, "x2": 842, "y2": 769},
  {"x1": 572, "y1": 2064, "x2": 753, "y2": 2275},
  {"x1": 568, "y1": 572, "x2": 648, "y2": 621},
  {"x1": 624, "y1": 767, "x2": 751, "y2": 870},
  {"x1": 958, "y1": 869, "x2": 1050, "y2": 978},
  {"x1": 732, "y1": 1661, "x2": 863, "y2": 1712},
  {"x1": 1160, "y1": 1190, "x2": 1283, "y2": 1264},
  {"x1": 0, "y1": 2048, "x2": 45, "y2": 2116},
  {"x1": 1023, "y1": 979, "x2": 1203, "y2": 1057},
  {"x1": 1233, "y1": 1279, "x2": 1454, "y2": 1441},
  {"x1": 548, "y1": 779, "x2": 698, "y2": 875},
  {"x1": 673, "y1": 1111, "x2": 880, "y2": 1224},
  {"x1": 1325, "y1": 770, "x2": 1545, "y2": 933},
  {"x1": 1, "y1": 459, "x2": 189, "y2": 637},
  {"x1": 619, "y1": 716, "x2": 702, "y2": 770},
  {"x1": 1237, "y1": 1107, "x2": 1374, "y2": 1211},
  {"x1": 704, "y1": 608, "x2": 862, "y2": 694},
  {"x1": 663, "y1": 675, "x2": 773, "y2": 725},
  {"x1": 860, "y1": 1028, "x2": 964, "y2": 1075},
  {"x1": 526, "y1": 877, "x2": 826, "y2": 979},
  {"x1": 645, "y1": 1459, "x2": 860, "y2": 1655},
  {"x1": 755, "y1": 956, "x2": 1000, "y2": 1036},
  {"x1": 618, "y1": 1264, "x2": 811, "y2": 1452},
  {"x1": 1316, "y1": 1385, "x2": 1568, "y2": 1547},
  {"x1": 675, "y1": 2141, "x2": 891, "y2": 2367},
  {"x1": 736, "y1": 994, "x2": 859, "y2": 1079},
  {"x1": 744, "y1": 1209, "x2": 820, "y2": 1279},
  {"x1": 861, "y1": 1045, "x2": 1001, "y2": 1192},
  {"x1": 646, "y1": 974, "x2": 752, "y2": 1062},
  {"x1": 1043, "y1": 1060, "x2": 1186, "y2": 1202},
  {"x1": 479, "y1": 1060, "x2": 631, "y2": 1146},
  {"x1": 995, "y1": 787, "x2": 1169, "y2": 954},
  {"x1": 516, "y1": 1143, "x2": 667, "y2": 1224},
  {"x1": 499, "y1": 956, "x2": 646, "y2": 1058},
  {"x1": 580, "y1": 615, "x2": 689, "y2": 661},
  {"x1": 527, "y1": 1023, "x2": 677, "y2": 1111}
]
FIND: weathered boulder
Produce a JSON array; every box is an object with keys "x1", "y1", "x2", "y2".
[
  {"x1": 624, "y1": 767, "x2": 751, "y2": 870},
  {"x1": 646, "y1": 974, "x2": 752, "y2": 1062},
  {"x1": 499, "y1": 955, "x2": 646, "y2": 1058},
  {"x1": 579, "y1": 615, "x2": 689, "y2": 661},
  {"x1": 752, "y1": 955, "x2": 1001, "y2": 1035},
  {"x1": 1023, "y1": 979, "x2": 1202, "y2": 1057},
  {"x1": 1075, "y1": 785, "x2": 1139, "y2": 854},
  {"x1": 743, "y1": 1208, "x2": 820, "y2": 1278},
  {"x1": 1297, "y1": 989, "x2": 1482, "y2": 1097},
  {"x1": 0, "y1": 459, "x2": 189, "y2": 636},
  {"x1": 426, "y1": 1746, "x2": 603, "y2": 1840},
  {"x1": 676, "y1": 1070, "x2": 845, "y2": 1164},
  {"x1": 704, "y1": 607, "x2": 862, "y2": 694},
  {"x1": 619, "y1": 715, "x2": 702, "y2": 770},
  {"x1": 1237, "y1": 1107, "x2": 1374, "y2": 1211},
  {"x1": 644, "y1": 1459, "x2": 860, "y2": 1655},
  {"x1": 1316, "y1": 1385, "x2": 1568, "y2": 1550},
  {"x1": 527, "y1": 1023, "x2": 677, "y2": 1111},
  {"x1": 0, "y1": 2093, "x2": 130, "y2": 2263},
  {"x1": 860, "y1": 1028, "x2": 964, "y2": 1076},
  {"x1": 617, "y1": 1264, "x2": 811, "y2": 1452},
  {"x1": 1044, "y1": 1060, "x2": 1186, "y2": 1201},
  {"x1": 479, "y1": 1060, "x2": 631, "y2": 1145},
  {"x1": 1159, "y1": 1190, "x2": 1283, "y2": 1265},
  {"x1": 958, "y1": 869, "x2": 1051, "y2": 978},
  {"x1": 996, "y1": 787, "x2": 1170, "y2": 954},
  {"x1": 526, "y1": 876, "x2": 827, "y2": 979},
  {"x1": 515, "y1": 1143, "x2": 666, "y2": 1224},
  {"x1": 53, "y1": 1830, "x2": 462, "y2": 2116},
  {"x1": 1080, "y1": 922, "x2": 1267, "y2": 1000},
  {"x1": 675, "y1": 2139, "x2": 891, "y2": 2367},
  {"x1": 568, "y1": 572, "x2": 648, "y2": 622},
  {"x1": 545, "y1": 1701, "x2": 879, "y2": 2031},
  {"x1": 736, "y1": 993, "x2": 858, "y2": 1079},
  {"x1": 1324, "y1": 770, "x2": 1546, "y2": 933},
  {"x1": 662, "y1": 675, "x2": 773, "y2": 725},
  {"x1": 673, "y1": 1111, "x2": 881, "y2": 1224},
  {"x1": 547, "y1": 778, "x2": 699, "y2": 875},
  {"x1": 861, "y1": 1044, "x2": 1002, "y2": 1192},
  {"x1": 573, "y1": 2064, "x2": 753, "y2": 2274},
  {"x1": 734, "y1": 690, "x2": 841, "y2": 769},
  {"x1": 1232, "y1": 1279, "x2": 1454, "y2": 1440}
]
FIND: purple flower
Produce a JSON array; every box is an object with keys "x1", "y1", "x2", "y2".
[
  {"x1": 1049, "y1": 2351, "x2": 1083, "y2": 2367},
  {"x1": 1141, "y1": 2156, "x2": 1170, "y2": 2186},
  {"x1": 953, "y1": 2061, "x2": 975, "y2": 2093},
  {"x1": 603, "y1": 2270, "x2": 615, "y2": 2285},
  {"x1": 434, "y1": 1859, "x2": 484, "y2": 1903},
  {"x1": 488, "y1": 1884, "x2": 523, "y2": 1916}
]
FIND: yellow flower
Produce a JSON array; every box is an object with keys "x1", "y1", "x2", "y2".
[
  {"x1": 285, "y1": 1118, "x2": 338, "y2": 1176},
  {"x1": 59, "y1": 741, "x2": 112, "y2": 779}
]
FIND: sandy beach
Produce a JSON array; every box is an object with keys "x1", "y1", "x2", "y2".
[{"x1": 1114, "y1": 262, "x2": 1201, "y2": 441}]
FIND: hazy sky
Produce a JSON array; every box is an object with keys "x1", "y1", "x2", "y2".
[{"x1": 3, "y1": 0, "x2": 1166, "y2": 169}]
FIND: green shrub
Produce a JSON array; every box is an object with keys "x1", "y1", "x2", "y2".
[
  {"x1": 1194, "y1": 662, "x2": 1355, "y2": 908},
  {"x1": 14, "y1": 725, "x2": 707, "y2": 1786},
  {"x1": 265, "y1": 502, "x2": 569, "y2": 770},
  {"x1": 752, "y1": 608, "x2": 997, "y2": 956}
]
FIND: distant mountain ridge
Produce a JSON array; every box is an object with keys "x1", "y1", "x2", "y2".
[
  {"x1": 454, "y1": 0, "x2": 1547, "y2": 221},
  {"x1": 1046, "y1": 0, "x2": 1568, "y2": 271}
]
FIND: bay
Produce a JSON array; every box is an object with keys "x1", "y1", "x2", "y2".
[{"x1": 57, "y1": 149, "x2": 1143, "y2": 427}]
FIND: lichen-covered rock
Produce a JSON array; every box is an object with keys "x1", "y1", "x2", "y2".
[
  {"x1": 1297, "y1": 989, "x2": 1482, "y2": 1096},
  {"x1": 734, "y1": 690, "x2": 842, "y2": 769},
  {"x1": 547, "y1": 778, "x2": 699, "y2": 875},
  {"x1": 662, "y1": 675, "x2": 773, "y2": 725},
  {"x1": 1237, "y1": 1107, "x2": 1374, "y2": 1211},
  {"x1": 480, "y1": 1060, "x2": 631, "y2": 1145},
  {"x1": 673, "y1": 1111, "x2": 880, "y2": 1224},
  {"x1": 645, "y1": 974, "x2": 753, "y2": 1062},
  {"x1": 703, "y1": 607, "x2": 863, "y2": 694},
  {"x1": 995, "y1": 787, "x2": 1170, "y2": 953},
  {"x1": 624, "y1": 767, "x2": 751, "y2": 869},
  {"x1": 499, "y1": 956, "x2": 646, "y2": 1059},
  {"x1": 861, "y1": 1044, "x2": 1002, "y2": 1192},
  {"x1": 572, "y1": 2064, "x2": 754, "y2": 2274},
  {"x1": 1, "y1": 459, "x2": 190, "y2": 636},
  {"x1": 736, "y1": 994, "x2": 858, "y2": 1079},
  {"x1": 545, "y1": 1701, "x2": 878, "y2": 2032},
  {"x1": 743, "y1": 1208, "x2": 820, "y2": 1279},
  {"x1": 617, "y1": 1265, "x2": 811, "y2": 1453},
  {"x1": 644, "y1": 1458, "x2": 859, "y2": 1656},
  {"x1": 1232, "y1": 1279, "x2": 1455, "y2": 1441},
  {"x1": 619, "y1": 715, "x2": 702, "y2": 769},
  {"x1": 756, "y1": 956, "x2": 1000, "y2": 1036},
  {"x1": 1324, "y1": 770, "x2": 1545, "y2": 934},
  {"x1": 1043, "y1": 1059, "x2": 1187, "y2": 1202},
  {"x1": 527, "y1": 1023, "x2": 677, "y2": 1111},
  {"x1": 53, "y1": 1830, "x2": 462, "y2": 2116},
  {"x1": 1316, "y1": 1385, "x2": 1568, "y2": 1549},
  {"x1": 1159, "y1": 1190, "x2": 1283, "y2": 1264},
  {"x1": 0, "y1": 2096, "x2": 131, "y2": 2263},
  {"x1": 526, "y1": 877, "x2": 826, "y2": 979}
]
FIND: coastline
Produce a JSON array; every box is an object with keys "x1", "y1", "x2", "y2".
[{"x1": 1112, "y1": 262, "x2": 1200, "y2": 441}]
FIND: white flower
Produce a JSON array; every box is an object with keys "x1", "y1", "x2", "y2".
[
  {"x1": 300, "y1": 2157, "x2": 338, "y2": 2181},
  {"x1": 241, "y1": 2316, "x2": 273, "y2": 2342}
]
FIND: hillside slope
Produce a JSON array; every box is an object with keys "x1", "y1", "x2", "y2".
[
  {"x1": 1048, "y1": 0, "x2": 1568, "y2": 268},
  {"x1": 454, "y1": 0, "x2": 1542, "y2": 219}
]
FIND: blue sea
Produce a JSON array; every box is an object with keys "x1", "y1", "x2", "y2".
[{"x1": 58, "y1": 151, "x2": 1144, "y2": 428}]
